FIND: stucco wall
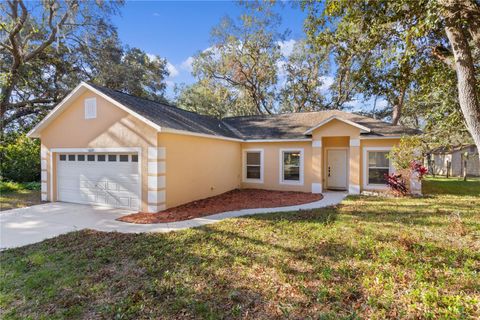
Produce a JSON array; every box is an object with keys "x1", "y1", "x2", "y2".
[
  {"x1": 240, "y1": 141, "x2": 313, "y2": 192},
  {"x1": 158, "y1": 133, "x2": 242, "y2": 208},
  {"x1": 39, "y1": 90, "x2": 157, "y2": 212}
]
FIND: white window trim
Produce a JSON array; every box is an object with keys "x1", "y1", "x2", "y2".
[
  {"x1": 243, "y1": 149, "x2": 264, "y2": 183},
  {"x1": 279, "y1": 148, "x2": 304, "y2": 185},
  {"x1": 362, "y1": 147, "x2": 393, "y2": 190},
  {"x1": 84, "y1": 97, "x2": 97, "y2": 119}
]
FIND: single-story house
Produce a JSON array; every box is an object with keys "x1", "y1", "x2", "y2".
[
  {"x1": 28, "y1": 82, "x2": 419, "y2": 213},
  {"x1": 427, "y1": 144, "x2": 479, "y2": 177}
]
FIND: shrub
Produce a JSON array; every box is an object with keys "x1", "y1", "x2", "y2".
[
  {"x1": 0, "y1": 134, "x2": 40, "y2": 182},
  {"x1": 388, "y1": 136, "x2": 424, "y2": 170},
  {"x1": 410, "y1": 160, "x2": 428, "y2": 180},
  {"x1": 0, "y1": 181, "x2": 41, "y2": 193},
  {"x1": 384, "y1": 173, "x2": 408, "y2": 196}
]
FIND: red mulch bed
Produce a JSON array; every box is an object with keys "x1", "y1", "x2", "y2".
[{"x1": 117, "y1": 189, "x2": 323, "y2": 224}]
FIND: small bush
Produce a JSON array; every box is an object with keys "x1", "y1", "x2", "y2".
[
  {"x1": 0, "y1": 181, "x2": 40, "y2": 193},
  {"x1": 0, "y1": 133, "x2": 40, "y2": 182},
  {"x1": 385, "y1": 173, "x2": 408, "y2": 196}
]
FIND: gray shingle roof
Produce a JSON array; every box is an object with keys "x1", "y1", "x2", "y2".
[
  {"x1": 89, "y1": 83, "x2": 240, "y2": 139},
  {"x1": 90, "y1": 83, "x2": 420, "y2": 140},
  {"x1": 222, "y1": 110, "x2": 420, "y2": 139}
]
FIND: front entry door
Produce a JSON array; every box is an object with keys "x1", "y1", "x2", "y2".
[{"x1": 327, "y1": 149, "x2": 347, "y2": 190}]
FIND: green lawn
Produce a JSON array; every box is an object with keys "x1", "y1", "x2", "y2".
[
  {"x1": 1, "y1": 178, "x2": 479, "y2": 319},
  {"x1": 0, "y1": 181, "x2": 42, "y2": 211}
]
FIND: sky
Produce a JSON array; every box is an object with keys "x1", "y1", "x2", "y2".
[
  {"x1": 112, "y1": 1, "x2": 383, "y2": 112},
  {"x1": 112, "y1": 1, "x2": 306, "y2": 93}
]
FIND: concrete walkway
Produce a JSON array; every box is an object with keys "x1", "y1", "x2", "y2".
[{"x1": 0, "y1": 192, "x2": 347, "y2": 249}]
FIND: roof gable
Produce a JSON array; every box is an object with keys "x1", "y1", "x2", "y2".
[
  {"x1": 303, "y1": 115, "x2": 371, "y2": 135},
  {"x1": 27, "y1": 82, "x2": 162, "y2": 138}
]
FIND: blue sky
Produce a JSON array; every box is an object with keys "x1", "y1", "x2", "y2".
[
  {"x1": 113, "y1": 1, "x2": 306, "y2": 95},
  {"x1": 112, "y1": 1, "x2": 382, "y2": 112}
]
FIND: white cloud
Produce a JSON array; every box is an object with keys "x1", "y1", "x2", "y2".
[
  {"x1": 146, "y1": 53, "x2": 158, "y2": 62},
  {"x1": 276, "y1": 60, "x2": 288, "y2": 78},
  {"x1": 320, "y1": 76, "x2": 334, "y2": 92},
  {"x1": 165, "y1": 80, "x2": 175, "y2": 88},
  {"x1": 277, "y1": 39, "x2": 296, "y2": 57},
  {"x1": 180, "y1": 56, "x2": 194, "y2": 72},
  {"x1": 153, "y1": 12, "x2": 160, "y2": 17},
  {"x1": 147, "y1": 53, "x2": 179, "y2": 78},
  {"x1": 166, "y1": 62, "x2": 179, "y2": 78}
]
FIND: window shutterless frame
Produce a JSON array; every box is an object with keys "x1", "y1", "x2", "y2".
[
  {"x1": 242, "y1": 149, "x2": 264, "y2": 183},
  {"x1": 279, "y1": 148, "x2": 304, "y2": 185},
  {"x1": 362, "y1": 147, "x2": 393, "y2": 190}
]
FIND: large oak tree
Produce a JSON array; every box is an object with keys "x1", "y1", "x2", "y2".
[
  {"x1": 1, "y1": 0, "x2": 169, "y2": 134},
  {"x1": 304, "y1": 0, "x2": 480, "y2": 151}
]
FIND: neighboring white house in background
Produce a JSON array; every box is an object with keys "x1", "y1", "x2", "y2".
[{"x1": 427, "y1": 144, "x2": 479, "y2": 177}]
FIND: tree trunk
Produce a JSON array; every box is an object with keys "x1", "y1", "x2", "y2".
[
  {"x1": 443, "y1": 6, "x2": 480, "y2": 155},
  {"x1": 391, "y1": 85, "x2": 407, "y2": 125}
]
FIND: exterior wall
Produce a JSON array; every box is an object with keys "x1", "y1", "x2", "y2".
[
  {"x1": 240, "y1": 141, "x2": 313, "y2": 192},
  {"x1": 158, "y1": 133, "x2": 241, "y2": 209},
  {"x1": 39, "y1": 90, "x2": 157, "y2": 212},
  {"x1": 431, "y1": 147, "x2": 480, "y2": 177}
]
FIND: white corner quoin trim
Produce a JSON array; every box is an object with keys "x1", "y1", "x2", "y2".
[
  {"x1": 349, "y1": 184, "x2": 360, "y2": 194},
  {"x1": 349, "y1": 139, "x2": 360, "y2": 147},
  {"x1": 148, "y1": 147, "x2": 166, "y2": 160},
  {"x1": 311, "y1": 182, "x2": 322, "y2": 193}
]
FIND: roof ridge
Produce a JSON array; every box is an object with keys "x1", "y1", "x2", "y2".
[
  {"x1": 223, "y1": 109, "x2": 351, "y2": 121},
  {"x1": 86, "y1": 82, "x2": 180, "y2": 109}
]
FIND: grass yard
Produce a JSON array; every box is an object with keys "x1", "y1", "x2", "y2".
[
  {"x1": 0, "y1": 177, "x2": 479, "y2": 319},
  {"x1": 0, "y1": 181, "x2": 42, "y2": 211}
]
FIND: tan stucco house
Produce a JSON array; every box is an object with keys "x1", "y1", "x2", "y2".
[{"x1": 28, "y1": 82, "x2": 419, "y2": 213}]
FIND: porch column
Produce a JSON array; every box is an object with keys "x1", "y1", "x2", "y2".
[
  {"x1": 349, "y1": 138, "x2": 361, "y2": 194},
  {"x1": 312, "y1": 139, "x2": 322, "y2": 193}
]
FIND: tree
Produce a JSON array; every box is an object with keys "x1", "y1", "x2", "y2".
[
  {"x1": 192, "y1": 13, "x2": 281, "y2": 115},
  {"x1": 174, "y1": 80, "x2": 238, "y2": 119},
  {"x1": 279, "y1": 40, "x2": 330, "y2": 112},
  {"x1": 0, "y1": 0, "x2": 118, "y2": 133},
  {"x1": 303, "y1": 0, "x2": 480, "y2": 153},
  {"x1": 1, "y1": 0, "x2": 170, "y2": 134}
]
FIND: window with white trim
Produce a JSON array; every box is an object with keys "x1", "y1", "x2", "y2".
[
  {"x1": 367, "y1": 151, "x2": 390, "y2": 184},
  {"x1": 245, "y1": 150, "x2": 262, "y2": 181},
  {"x1": 281, "y1": 149, "x2": 303, "y2": 183},
  {"x1": 84, "y1": 98, "x2": 97, "y2": 119}
]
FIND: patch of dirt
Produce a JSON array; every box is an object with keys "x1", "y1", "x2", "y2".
[
  {"x1": 118, "y1": 189, "x2": 323, "y2": 224},
  {"x1": 0, "y1": 190, "x2": 43, "y2": 212}
]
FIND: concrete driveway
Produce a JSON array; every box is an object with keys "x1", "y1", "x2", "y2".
[
  {"x1": 1, "y1": 192, "x2": 347, "y2": 250},
  {"x1": 0, "y1": 203, "x2": 136, "y2": 250}
]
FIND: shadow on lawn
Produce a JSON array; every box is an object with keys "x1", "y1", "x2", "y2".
[{"x1": 2, "y1": 192, "x2": 479, "y2": 319}]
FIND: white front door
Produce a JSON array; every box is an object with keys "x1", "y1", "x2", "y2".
[
  {"x1": 57, "y1": 153, "x2": 140, "y2": 210},
  {"x1": 327, "y1": 149, "x2": 347, "y2": 190}
]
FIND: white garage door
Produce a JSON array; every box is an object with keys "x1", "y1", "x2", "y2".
[{"x1": 57, "y1": 153, "x2": 140, "y2": 210}]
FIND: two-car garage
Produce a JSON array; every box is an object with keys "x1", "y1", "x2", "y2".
[{"x1": 56, "y1": 152, "x2": 140, "y2": 210}]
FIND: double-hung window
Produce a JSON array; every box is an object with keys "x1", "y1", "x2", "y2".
[
  {"x1": 244, "y1": 150, "x2": 263, "y2": 182},
  {"x1": 367, "y1": 151, "x2": 390, "y2": 184},
  {"x1": 280, "y1": 149, "x2": 304, "y2": 184}
]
